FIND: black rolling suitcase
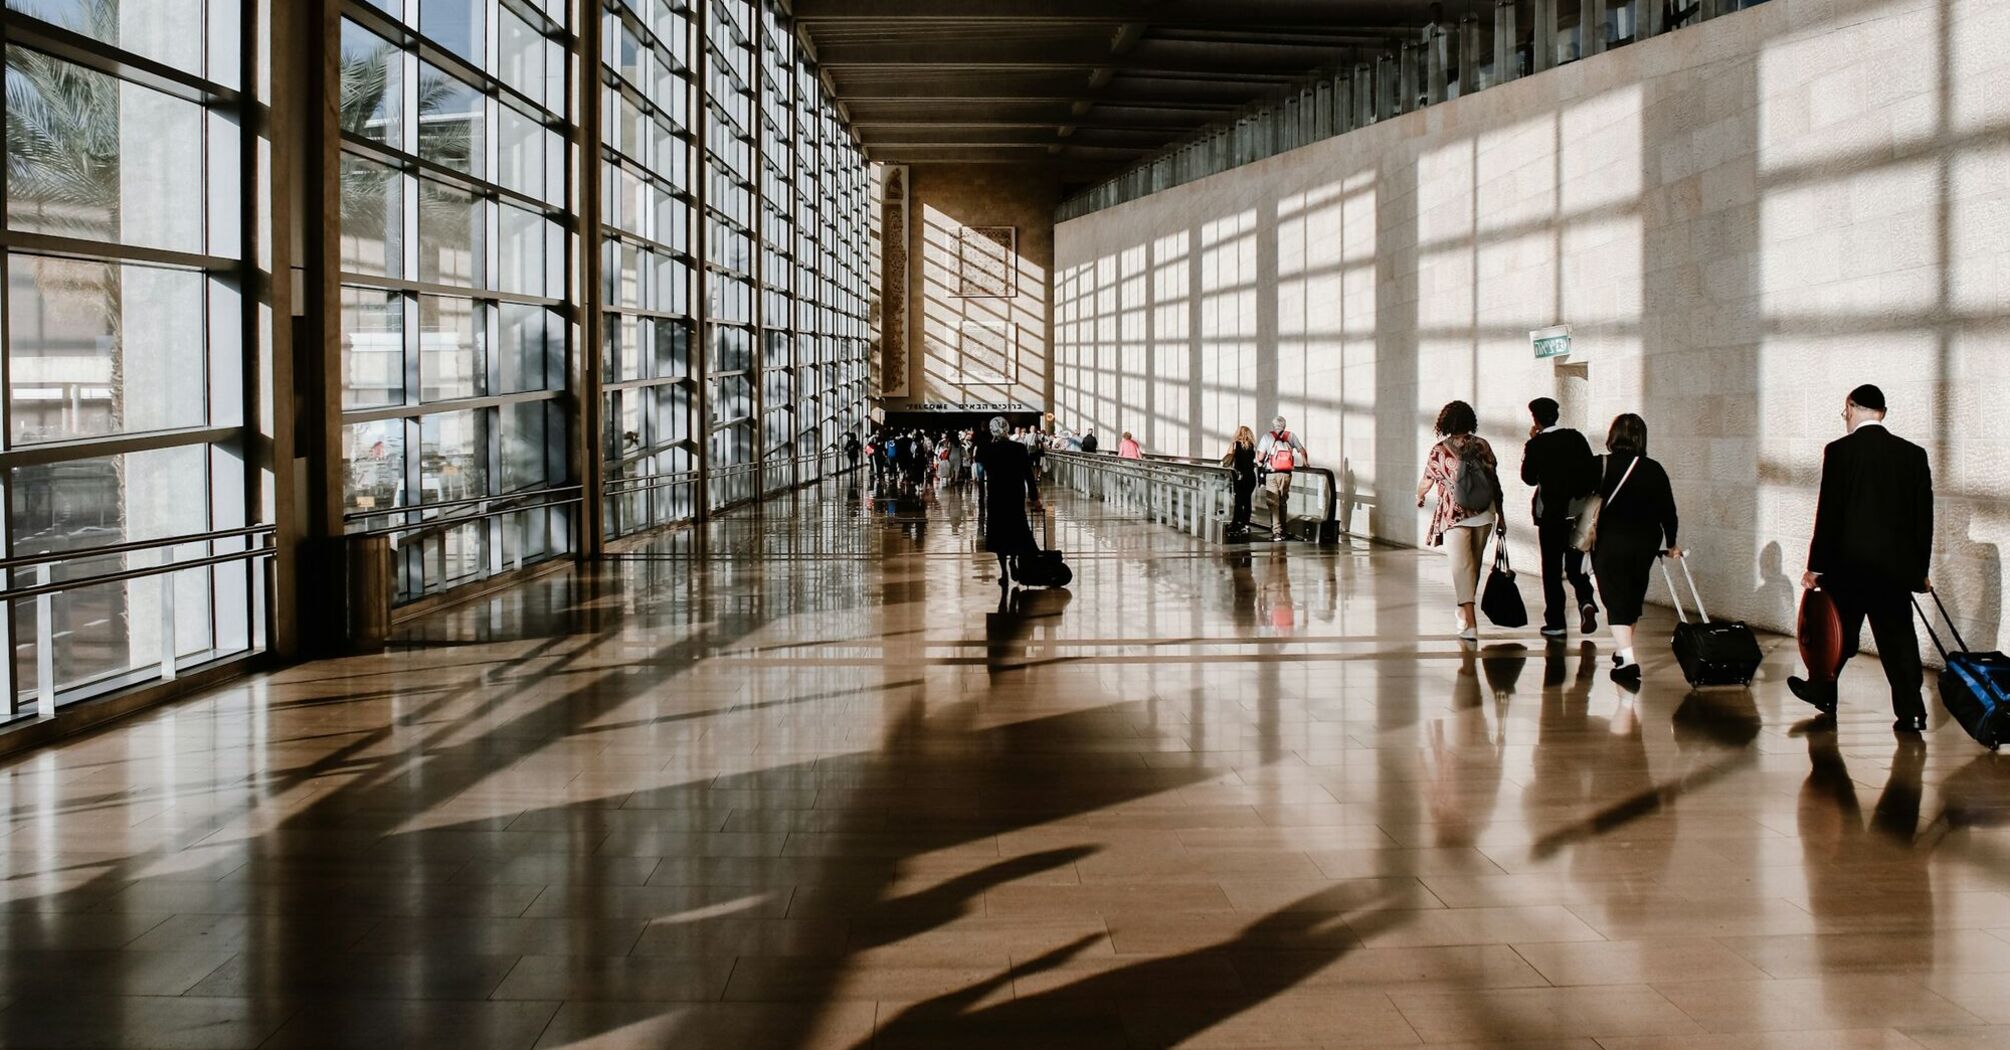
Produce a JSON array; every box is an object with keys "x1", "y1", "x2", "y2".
[
  {"x1": 1659, "y1": 556, "x2": 1763, "y2": 687},
  {"x1": 1017, "y1": 511, "x2": 1074, "y2": 589},
  {"x1": 1915, "y1": 590, "x2": 2010, "y2": 751},
  {"x1": 1017, "y1": 549, "x2": 1073, "y2": 588}
]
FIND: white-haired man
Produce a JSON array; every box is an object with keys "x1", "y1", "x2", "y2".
[{"x1": 1255, "y1": 416, "x2": 1307, "y2": 541}]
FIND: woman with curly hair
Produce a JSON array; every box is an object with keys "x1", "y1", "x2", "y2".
[{"x1": 1416, "y1": 400, "x2": 1502, "y2": 643}]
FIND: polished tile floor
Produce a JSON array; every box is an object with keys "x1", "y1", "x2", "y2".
[{"x1": 4, "y1": 477, "x2": 2009, "y2": 1048}]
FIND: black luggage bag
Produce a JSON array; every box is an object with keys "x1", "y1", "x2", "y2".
[
  {"x1": 1017, "y1": 549, "x2": 1073, "y2": 588},
  {"x1": 1915, "y1": 590, "x2": 2010, "y2": 751},
  {"x1": 1659, "y1": 556, "x2": 1763, "y2": 687},
  {"x1": 1018, "y1": 512, "x2": 1073, "y2": 588}
]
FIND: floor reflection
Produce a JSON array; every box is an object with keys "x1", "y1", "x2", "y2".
[{"x1": 0, "y1": 482, "x2": 2003, "y2": 1047}]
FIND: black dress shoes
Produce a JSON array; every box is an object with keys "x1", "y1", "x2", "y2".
[
  {"x1": 1893, "y1": 715, "x2": 1927, "y2": 734},
  {"x1": 1580, "y1": 603, "x2": 1599, "y2": 635},
  {"x1": 1787, "y1": 676, "x2": 1835, "y2": 714}
]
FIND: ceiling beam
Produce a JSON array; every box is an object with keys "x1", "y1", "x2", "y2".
[
  {"x1": 848, "y1": 119, "x2": 1196, "y2": 131},
  {"x1": 793, "y1": 0, "x2": 1430, "y2": 28},
  {"x1": 841, "y1": 98, "x2": 1229, "y2": 121},
  {"x1": 859, "y1": 125, "x2": 1172, "y2": 146},
  {"x1": 829, "y1": 71, "x2": 1290, "y2": 100},
  {"x1": 866, "y1": 144, "x2": 1145, "y2": 161},
  {"x1": 813, "y1": 38, "x2": 1389, "y2": 72}
]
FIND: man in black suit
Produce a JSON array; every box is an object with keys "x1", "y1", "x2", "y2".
[
  {"x1": 1791, "y1": 384, "x2": 1935, "y2": 732},
  {"x1": 1520, "y1": 398, "x2": 1600, "y2": 640}
]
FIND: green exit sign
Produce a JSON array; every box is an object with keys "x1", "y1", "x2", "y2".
[{"x1": 1532, "y1": 325, "x2": 1572, "y2": 359}]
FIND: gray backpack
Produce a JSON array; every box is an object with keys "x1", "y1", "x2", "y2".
[{"x1": 1450, "y1": 443, "x2": 1499, "y2": 513}]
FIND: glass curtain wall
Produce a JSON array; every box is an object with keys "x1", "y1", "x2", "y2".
[
  {"x1": 701, "y1": 0, "x2": 756, "y2": 511},
  {"x1": 0, "y1": 0, "x2": 869, "y2": 726},
  {"x1": 755, "y1": 0, "x2": 792, "y2": 497},
  {"x1": 336, "y1": 0, "x2": 574, "y2": 602},
  {"x1": 1, "y1": 0, "x2": 260, "y2": 715},
  {"x1": 594, "y1": 0, "x2": 861, "y2": 533},
  {"x1": 345, "y1": 0, "x2": 867, "y2": 565},
  {"x1": 819, "y1": 109, "x2": 868, "y2": 458},
  {"x1": 600, "y1": 0, "x2": 696, "y2": 535}
]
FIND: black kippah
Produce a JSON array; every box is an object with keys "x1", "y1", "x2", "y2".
[{"x1": 1848, "y1": 384, "x2": 1886, "y2": 411}]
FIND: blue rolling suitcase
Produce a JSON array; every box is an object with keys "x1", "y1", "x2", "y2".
[{"x1": 1916, "y1": 591, "x2": 2010, "y2": 751}]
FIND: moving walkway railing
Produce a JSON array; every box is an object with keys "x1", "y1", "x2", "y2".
[
  {"x1": 602, "y1": 449, "x2": 863, "y2": 536},
  {"x1": 343, "y1": 485, "x2": 585, "y2": 539},
  {"x1": 1047, "y1": 451, "x2": 1342, "y2": 543},
  {"x1": 342, "y1": 485, "x2": 586, "y2": 640},
  {"x1": 0, "y1": 524, "x2": 279, "y2": 715}
]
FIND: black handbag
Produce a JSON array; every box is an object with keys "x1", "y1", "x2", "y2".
[{"x1": 1480, "y1": 536, "x2": 1528, "y2": 628}]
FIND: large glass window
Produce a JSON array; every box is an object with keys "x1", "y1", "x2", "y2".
[
  {"x1": 338, "y1": 0, "x2": 574, "y2": 602},
  {"x1": 600, "y1": 0, "x2": 698, "y2": 535},
  {"x1": 598, "y1": 0, "x2": 865, "y2": 532},
  {"x1": 0, "y1": 0, "x2": 876, "y2": 723},
  {"x1": 1, "y1": 0, "x2": 258, "y2": 717}
]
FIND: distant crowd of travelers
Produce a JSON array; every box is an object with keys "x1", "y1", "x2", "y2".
[{"x1": 850, "y1": 380, "x2": 1937, "y2": 732}]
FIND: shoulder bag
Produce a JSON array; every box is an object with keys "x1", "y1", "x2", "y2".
[
  {"x1": 1570, "y1": 455, "x2": 1637, "y2": 553},
  {"x1": 1481, "y1": 539, "x2": 1529, "y2": 628}
]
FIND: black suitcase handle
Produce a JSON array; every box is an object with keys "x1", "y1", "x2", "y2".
[
  {"x1": 1656, "y1": 554, "x2": 1709, "y2": 624},
  {"x1": 1911, "y1": 589, "x2": 1969, "y2": 660}
]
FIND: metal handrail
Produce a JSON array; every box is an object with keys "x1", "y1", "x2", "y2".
[
  {"x1": 0, "y1": 538, "x2": 276, "y2": 604},
  {"x1": 602, "y1": 471, "x2": 699, "y2": 493},
  {"x1": 1045, "y1": 450, "x2": 1341, "y2": 543},
  {"x1": 0, "y1": 523, "x2": 277, "y2": 571},
  {"x1": 1044, "y1": 450, "x2": 1236, "y2": 541},
  {"x1": 341, "y1": 484, "x2": 584, "y2": 521},
  {"x1": 1135, "y1": 451, "x2": 1342, "y2": 533},
  {"x1": 349, "y1": 492, "x2": 583, "y2": 539}
]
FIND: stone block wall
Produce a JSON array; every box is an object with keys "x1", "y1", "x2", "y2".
[
  {"x1": 881, "y1": 164, "x2": 1060, "y2": 411},
  {"x1": 1053, "y1": 0, "x2": 2010, "y2": 649}
]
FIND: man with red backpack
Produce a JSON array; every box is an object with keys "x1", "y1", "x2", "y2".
[{"x1": 1255, "y1": 416, "x2": 1307, "y2": 541}]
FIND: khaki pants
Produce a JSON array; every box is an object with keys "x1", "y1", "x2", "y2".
[
  {"x1": 1265, "y1": 472, "x2": 1293, "y2": 536},
  {"x1": 1443, "y1": 524, "x2": 1489, "y2": 605}
]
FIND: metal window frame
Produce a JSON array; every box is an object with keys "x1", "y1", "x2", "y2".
[{"x1": 0, "y1": 0, "x2": 267, "y2": 721}]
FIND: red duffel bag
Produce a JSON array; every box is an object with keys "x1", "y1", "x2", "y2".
[{"x1": 1798, "y1": 587, "x2": 1846, "y2": 683}]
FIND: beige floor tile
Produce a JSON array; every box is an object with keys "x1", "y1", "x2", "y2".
[
  {"x1": 1597, "y1": 1031, "x2": 1936, "y2": 1049},
  {"x1": 532, "y1": 1001, "x2": 877, "y2": 1050},
  {"x1": 258, "y1": 1000, "x2": 560, "y2": 1050},
  {"x1": 0, "y1": 995, "x2": 290, "y2": 1049},
  {"x1": 1390, "y1": 985, "x2": 1704, "y2": 1041},
  {"x1": 1654, "y1": 975, "x2": 1987, "y2": 1032},
  {"x1": 1121, "y1": 989, "x2": 1419, "y2": 1046},
  {"x1": 1899, "y1": 1029, "x2": 2010, "y2": 1050},
  {"x1": 1511, "y1": 938, "x2": 1774, "y2": 986},
  {"x1": 1722, "y1": 929, "x2": 2010, "y2": 978},
  {"x1": 1350, "y1": 905, "x2": 1605, "y2": 948}
]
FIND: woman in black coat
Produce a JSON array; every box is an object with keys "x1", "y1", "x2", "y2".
[
  {"x1": 974, "y1": 416, "x2": 1042, "y2": 587},
  {"x1": 1221, "y1": 425, "x2": 1258, "y2": 536},
  {"x1": 1590, "y1": 413, "x2": 1684, "y2": 683}
]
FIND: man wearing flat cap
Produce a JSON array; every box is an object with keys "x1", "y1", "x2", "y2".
[{"x1": 1791, "y1": 383, "x2": 1935, "y2": 732}]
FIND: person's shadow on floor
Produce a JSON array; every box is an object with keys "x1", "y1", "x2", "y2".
[{"x1": 860, "y1": 884, "x2": 1410, "y2": 1050}]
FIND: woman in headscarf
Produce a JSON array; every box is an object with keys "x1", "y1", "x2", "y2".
[{"x1": 974, "y1": 416, "x2": 1042, "y2": 587}]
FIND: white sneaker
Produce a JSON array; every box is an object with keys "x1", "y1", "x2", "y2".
[{"x1": 1458, "y1": 627, "x2": 1478, "y2": 643}]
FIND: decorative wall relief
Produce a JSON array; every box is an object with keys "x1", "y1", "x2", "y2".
[
  {"x1": 956, "y1": 225, "x2": 1016, "y2": 298},
  {"x1": 878, "y1": 164, "x2": 910, "y2": 397}
]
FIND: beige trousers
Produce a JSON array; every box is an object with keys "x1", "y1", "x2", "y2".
[
  {"x1": 1265, "y1": 472, "x2": 1293, "y2": 535},
  {"x1": 1443, "y1": 524, "x2": 1489, "y2": 605}
]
